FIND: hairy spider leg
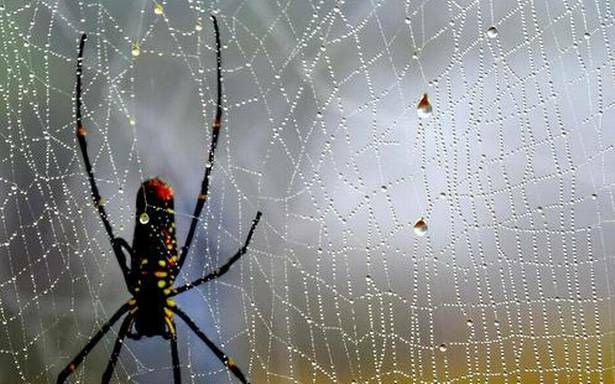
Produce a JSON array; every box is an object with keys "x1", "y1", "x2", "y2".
[
  {"x1": 75, "y1": 33, "x2": 132, "y2": 284},
  {"x1": 101, "y1": 314, "x2": 134, "y2": 383},
  {"x1": 178, "y1": 14, "x2": 224, "y2": 270},
  {"x1": 57, "y1": 303, "x2": 132, "y2": 384},
  {"x1": 170, "y1": 331, "x2": 182, "y2": 383},
  {"x1": 172, "y1": 210, "x2": 262, "y2": 296},
  {"x1": 173, "y1": 306, "x2": 250, "y2": 384}
]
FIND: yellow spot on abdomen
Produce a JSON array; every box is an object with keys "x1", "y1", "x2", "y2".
[{"x1": 226, "y1": 357, "x2": 236, "y2": 368}]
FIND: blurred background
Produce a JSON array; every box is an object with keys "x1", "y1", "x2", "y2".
[{"x1": 1, "y1": 0, "x2": 615, "y2": 382}]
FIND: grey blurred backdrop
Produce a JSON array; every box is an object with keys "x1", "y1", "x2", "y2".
[{"x1": 1, "y1": 0, "x2": 615, "y2": 382}]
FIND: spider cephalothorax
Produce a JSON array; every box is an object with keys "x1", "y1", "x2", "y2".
[{"x1": 58, "y1": 16, "x2": 262, "y2": 384}]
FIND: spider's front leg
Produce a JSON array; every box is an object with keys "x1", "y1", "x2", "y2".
[
  {"x1": 178, "y1": 15, "x2": 224, "y2": 271},
  {"x1": 75, "y1": 34, "x2": 131, "y2": 283}
]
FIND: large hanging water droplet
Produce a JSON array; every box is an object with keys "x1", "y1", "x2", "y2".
[
  {"x1": 487, "y1": 26, "x2": 498, "y2": 39},
  {"x1": 153, "y1": 2, "x2": 164, "y2": 15},
  {"x1": 414, "y1": 217, "x2": 428, "y2": 236},
  {"x1": 438, "y1": 343, "x2": 448, "y2": 352},
  {"x1": 139, "y1": 212, "x2": 150, "y2": 224},
  {"x1": 416, "y1": 93, "x2": 432, "y2": 118},
  {"x1": 131, "y1": 42, "x2": 141, "y2": 57}
]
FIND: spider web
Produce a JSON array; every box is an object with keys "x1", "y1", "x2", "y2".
[{"x1": 1, "y1": 0, "x2": 615, "y2": 382}]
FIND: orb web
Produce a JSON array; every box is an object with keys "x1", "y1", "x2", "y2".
[{"x1": 1, "y1": 0, "x2": 615, "y2": 383}]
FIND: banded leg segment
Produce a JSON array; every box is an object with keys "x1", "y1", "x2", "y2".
[
  {"x1": 75, "y1": 34, "x2": 130, "y2": 281},
  {"x1": 101, "y1": 314, "x2": 134, "y2": 384},
  {"x1": 170, "y1": 331, "x2": 182, "y2": 384},
  {"x1": 172, "y1": 307, "x2": 250, "y2": 384},
  {"x1": 178, "y1": 15, "x2": 224, "y2": 270},
  {"x1": 57, "y1": 303, "x2": 131, "y2": 384},
  {"x1": 172, "y1": 211, "x2": 262, "y2": 296}
]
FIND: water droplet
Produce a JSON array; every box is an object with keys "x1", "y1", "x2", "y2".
[
  {"x1": 438, "y1": 343, "x2": 447, "y2": 352},
  {"x1": 487, "y1": 26, "x2": 498, "y2": 39},
  {"x1": 153, "y1": 2, "x2": 164, "y2": 15},
  {"x1": 131, "y1": 42, "x2": 141, "y2": 57},
  {"x1": 591, "y1": 193, "x2": 597, "y2": 200},
  {"x1": 195, "y1": 23, "x2": 203, "y2": 31},
  {"x1": 139, "y1": 212, "x2": 150, "y2": 224},
  {"x1": 380, "y1": 185, "x2": 388, "y2": 192},
  {"x1": 466, "y1": 319, "x2": 473, "y2": 326},
  {"x1": 413, "y1": 218, "x2": 428, "y2": 237},
  {"x1": 584, "y1": 32, "x2": 591, "y2": 40},
  {"x1": 416, "y1": 93, "x2": 432, "y2": 118},
  {"x1": 404, "y1": 17, "x2": 411, "y2": 25}
]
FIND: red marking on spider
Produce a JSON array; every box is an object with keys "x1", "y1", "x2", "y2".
[{"x1": 145, "y1": 178, "x2": 174, "y2": 201}]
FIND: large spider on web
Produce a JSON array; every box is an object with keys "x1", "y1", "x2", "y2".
[{"x1": 58, "y1": 16, "x2": 262, "y2": 384}]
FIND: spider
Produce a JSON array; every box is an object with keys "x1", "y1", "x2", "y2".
[{"x1": 58, "y1": 16, "x2": 262, "y2": 384}]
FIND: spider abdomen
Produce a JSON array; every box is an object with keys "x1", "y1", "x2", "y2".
[
  {"x1": 131, "y1": 178, "x2": 179, "y2": 293},
  {"x1": 132, "y1": 290, "x2": 175, "y2": 338},
  {"x1": 128, "y1": 178, "x2": 180, "y2": 338}
]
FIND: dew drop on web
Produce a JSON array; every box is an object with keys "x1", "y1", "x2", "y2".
[
  {"x1": 413, "y1": 217, "x2": 428, "y2": 236},
  {"x1": 416, "y1": 93, "x2": 432, "y2": 118},
  {"x1": 139, "y1": 212, "x2": 150, "y2": 225},
  {"x1": 487, "y1": 26, "x2": 498, "y2": 39}
]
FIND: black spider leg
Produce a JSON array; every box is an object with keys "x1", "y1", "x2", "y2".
[
  {"x1": 75, "y1": 34, "x2": 131, "y2": 283},
  {"x1": 172, "y1": 307, "x2": 250, "y2": 384},
  {"x1": 178, "y1": 15, "x2": 223, "y2": 271},
  {"x1": 101, "y1": 313, "x2": 134, "y2": 384},
  {"x1": 57, "y1": 303, "x2": 131, "y2": 384},
  {"x1": 171, "y1": 211, "x2": 261, "y2": 296},
  {"x1": 170, "y1": 329, "x2": 182, "y2": 384}
]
